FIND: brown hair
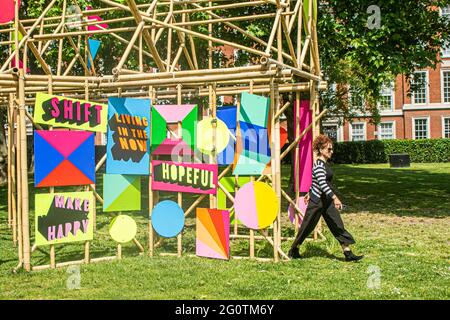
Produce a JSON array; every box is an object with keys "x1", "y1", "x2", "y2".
[{"x1": 313, "y1": 134, "x2": 333, "y2": 155}]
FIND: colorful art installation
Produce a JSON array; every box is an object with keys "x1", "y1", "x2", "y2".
[
  {"x1": 196, "y1": 208, "x2": 230, "y2": 260},
  {"x1": 294, "y1": 100, "x2": 313, "y2": 193},
  {"x1": 280, "y1": 127, "x2": 288, "y2": 148},
  {"x1": 287, "y1": 196, "x2": 307, "y2": 226},
  {"x1": 217, "y1": 106, "x2": 237, "y2": 165},
  {"x1": 0, "y1": 0, "x2": 20, "y2": 24},
  {"x1": 106, "y1": 97, "x2": 150, "y2": 175},
  {"x1": 196, "y1": 117, "x2": 230, "y2": 156},
  {"x1": 233, "y1": 92, "x2": 271, "y2": 175},
  {"x1": 34, "y1": 130, "x2": 95, "y2": 187},
  {"x1": 151, "y1": 104, "x2": 197, "y2": 156},
  {"x1": 103, "y1": 174, "x2": 141, "y2": 212},
  {"x1": 151, "y1": 161, "x2": 218, "y2": 194},
  {"x1": 151, "y1": 200, "x2": 185, "y2": 238},
  {"x1": 109, "y1": 215, "x2": 137, "y2": 243},
  {"x1": 35, "y1": 191, "x2": 94, "y2": 246},
  {"x1": 234, "y1": 181, "x2": 279, "y2": 230},
  {"x1": 33, "y1": 92, "x2": 108, "y2": 132},
  {"x1": 87, "y1": 38, "x2": 101, "y2": 69}
]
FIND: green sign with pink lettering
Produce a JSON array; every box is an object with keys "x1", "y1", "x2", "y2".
[
  {"x1": 35, "y1": 191, "x2": 94, "y2": 246},
  {"x1": 33, "y1": 92, "x2": 108, "y2": 132}
]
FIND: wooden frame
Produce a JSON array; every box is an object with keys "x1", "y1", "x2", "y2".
[{"x1": 1, "y1": 0, "x2": 326, "y2": 271}]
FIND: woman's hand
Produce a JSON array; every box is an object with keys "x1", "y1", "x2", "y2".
[
  {"x1": 304, "y1": 193, "x2": 310, "y2": 205},
  {"x1": 333, "y1": 196, "x2": 343, "y2": 210}
]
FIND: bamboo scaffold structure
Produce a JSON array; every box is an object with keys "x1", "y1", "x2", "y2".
[{"x1": 1, "y1": 0, "x2": 326, "y2": 271}]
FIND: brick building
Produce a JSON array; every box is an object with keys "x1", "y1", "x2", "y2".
[{"x1": 323, "y1": 7, "x2": 450, "y2": 143}]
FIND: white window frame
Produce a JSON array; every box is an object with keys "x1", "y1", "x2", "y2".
[
  {"x1": 441, "y1": 6, "x2": 450, "y2": 58},
  {"x1": 442, "y1": 69, "x2": 450, "y2": 104},
  {"x1": 411, "y1": 71, "x2": 429, "y2": 105},
  {"x1": 322, "y1": 123, "x2": 343, "y2": 142},
  {"x1": 412, "y1": 116, "x2": 430, "y2": 140},
  {"x1": 349, "y1": 122, "x2": 367, "y2": 141},
  {"x1": 379, "y1": 82, "x2": 395, "y2": 113},
  {"x1": 442, "y1": 116, "x2": 450, "y2": 138},
  {"x1": 377, "y1": 121, "x2": 396, "y2": 140}
]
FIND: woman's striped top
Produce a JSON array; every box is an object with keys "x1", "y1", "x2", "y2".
[{"x1": 309, "y1": 159, "x2": 335, "y2": 203}]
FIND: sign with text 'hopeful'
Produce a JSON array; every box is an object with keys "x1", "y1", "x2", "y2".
[
  {"x1": 35, "y1": 191, "x2": 94, "y2": 246},
  {"x1": 33, "y1": 92, "x2": 108, "y2": 132},
  {"x1": 151, "y1": 161, "x2": 218, "y2": 194}
]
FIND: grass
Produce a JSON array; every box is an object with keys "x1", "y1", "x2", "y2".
[{"x1": 0, "y1": 163, "x2": 449, "y2": 299}]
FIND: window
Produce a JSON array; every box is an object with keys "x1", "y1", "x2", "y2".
[
  {"x1": 411, "y1": 71, "x2": 428, "y2": 104},
  {"x1": 351, "y1": 123, "x2": 366, "y2": 141},
  {"x1": 379, "y1": 122, "x2": 395, "y2": 140},
  {"x1": 413, "y1": 118, "x2": 429, "y2": 139},
  {"x1": 379, "y1": 83, "x2": 394, "y2": 111},
  {"x1": 323, "y1": 124, "x2": 338, "y2": 143},
  {"x1": 349, "y1": 89, "x2": 364, "y2": 107},
  {"x1": 441, "y1": 7, "x2": 450, "y2": 57},
  {"x1": 444, "y1": 118, "x2": 450, "y2": 138},
  {"x1": 443, "y1": 71, "x2": 450, "y2": 103}
]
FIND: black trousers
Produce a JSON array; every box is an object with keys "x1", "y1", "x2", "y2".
[{"x1": 291, "y1": 195, "x2": 355, "y2": 248}]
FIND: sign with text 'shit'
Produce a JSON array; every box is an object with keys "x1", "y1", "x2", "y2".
[
  {"x1": 106, "y1": 97, "x2": 151, "y2": 175},
  {"x1": 33, "y1": 92, "x2": 108, "y2": 132},
  {"x1": 151, "y1": 161, "x2": 218, "y2": 195},
  {"x1": 35, "y1": 192, "x2": 94, "y2": 246}
]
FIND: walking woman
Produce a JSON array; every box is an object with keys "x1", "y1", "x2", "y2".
[{"x1": 288, "y1": 134, "x2": 363, "y2": 261}]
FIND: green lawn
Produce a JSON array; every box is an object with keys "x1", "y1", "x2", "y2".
[{"x1": 1, "y1": 163, "x2": 449, "y2": 299}]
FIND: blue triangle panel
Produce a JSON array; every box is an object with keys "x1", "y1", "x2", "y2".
[
  {"x1": 88, "y1": 38, "x2": 101, "y2": 69},
  {"x1": 67, "y1": 133, "x2": 95, "y2": 183},
  {"x1": 34, "y1": 132, "x2": 65, "y2": 186}
]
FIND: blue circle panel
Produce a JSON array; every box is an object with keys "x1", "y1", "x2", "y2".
[{"x1": 151, "y1": 200, "x2": 185, "y2": 238}]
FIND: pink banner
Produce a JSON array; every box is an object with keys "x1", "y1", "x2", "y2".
[
  {"x1": 294, "y1": 100, "x2": 312, "y2": 193},
  {"x1": 151, "y1": 161, "x2": 218, "y2": 195}
]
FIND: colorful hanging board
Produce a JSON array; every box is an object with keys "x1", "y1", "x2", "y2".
[
  {"x1": 287, "y1": 196, "x2": 307, "y2": 226},
  {"x1": 196, "y1": 117, "x2": 230, "y2": 156},
  {"x1": 0, "y1": 0, "x2": 20, "y2": 24},
  {"x1": 151, "y1": 104, "x2": 197, "y2": 155},
  {"x1": 106, "y1": 97, "x2": 150, "y2": 174},
  {"x1": 217, "y1": 106, "x2": 237, "y2": 165},
  {"x1": 103, "y1": 174, "x2": 141, "y2": 212},
  {"x1": 217, "y1": 176, "x2": 250, "y2": 224},
  {"x1": 196, "y1": 208, "x2": 230, "y2": 260},
  {"x1": 35, "y1": 191, "x2": 94, "y2": 246},
  {"x1": 109, "y1": 215, "x2": 137, "y2": 243},
  {"x1": 294, "y1": 100, "x2": 313, "y2": 193},
  {"x1": 151, "y1": 200, "x2": 185, "y2": 238},
  {"x1": 33, "y1": 93, "x2": 108, "y2": 132},
  {"x1": 233, "y1": 92, "x2": 271, "y2": 175},
  {"x1": 151, "y1": 161, "x2": 218, "y2": 194},
  {"x1": 34, "y1": 130, "x2": 95, "y2": 187},
  {"x1": 234, "y1": 181, "x2": 279, "y2": 230}
]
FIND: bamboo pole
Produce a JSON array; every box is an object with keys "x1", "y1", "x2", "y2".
[
  {"x1": 18, "y1": 69, "x2": 31, "y2": 272},
  {"x1": 56, "y1": 0, "x2": 67, "y2": 76},
  {"x1": 269, "y1": 77, "x2": 279, "y2": 262},
  {"x1": 15, "y1": 93, "x2": 23, "y2": 265},
  {"x1": 149, "y1": 86, "x2": 155, "y2": 257},
  {"x1": 9, "y1": 94, "x2": 17, "y2": 246},
  {"x1": 177, "y1": 84, "x2": 182, "y2": 258}
]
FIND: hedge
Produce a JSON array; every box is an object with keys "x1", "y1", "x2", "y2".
[{"x1": 332, "y1": 139, "x2": 450, "y2": 164}]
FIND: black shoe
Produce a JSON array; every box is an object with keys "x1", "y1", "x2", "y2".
[
  {"x1": 288, "y1": 247, "x2": 301, "y2": 259},
  {"x1": 344, "y1": 250, "x2": 364, "y2": 262}
]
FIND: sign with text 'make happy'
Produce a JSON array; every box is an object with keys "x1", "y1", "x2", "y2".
[
  {"x1": 33, "y1": 92, "x2": 108, "y2": 132},
  {"x1": 35, "y1": 191, "x2": 94, "y2": 246},
  {"x1": 151, "y1": 161, "x2": 218, "y2": 195}
]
